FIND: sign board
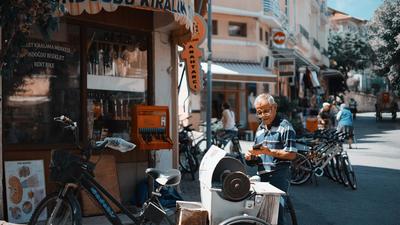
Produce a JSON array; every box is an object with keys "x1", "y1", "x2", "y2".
[
  {"x1": 272, "y1": 30, "x2": 286, "y2": 48},
  {"x1": 4, "y1": 160, "x2": 46, "y2": 223},
  {"x1": 277, "y1": 59, "x2": 295, "y2": 77},
  {"x1": 58, "y1": 0, "x2": 195, "y2": 31},
  {"x1": 180, "y1": 13, "x2": 207, "y2": 94}
]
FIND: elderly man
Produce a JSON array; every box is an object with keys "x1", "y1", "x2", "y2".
[{"x1": 245, "y1": 93, "x2": 297, "y2": 225}]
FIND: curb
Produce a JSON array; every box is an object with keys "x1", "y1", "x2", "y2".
[{"x1": 0, "y1": 221, "x2": 23, "y2": 225}]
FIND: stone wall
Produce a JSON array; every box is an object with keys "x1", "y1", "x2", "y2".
[{"x1": 343, "y1": 92, "x2": 377, "y2": 112}]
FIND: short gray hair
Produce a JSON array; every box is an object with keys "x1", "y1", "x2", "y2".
[{"x1": 254, "y1": 93, "x2": 276, "y2": 107}]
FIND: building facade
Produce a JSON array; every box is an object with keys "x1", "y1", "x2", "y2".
[{"x1": 180, "y1": 0, "x2": 330, "y2": 131}]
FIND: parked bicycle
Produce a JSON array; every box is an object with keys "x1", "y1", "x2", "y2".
[
  {"x1": 195, "y1": 122, "x2": 244, "y2": 163},
  {"x1": 29, "y1": 115, "x2": 182, "y2": 225},
  {"x1": 291, "y1": 129, "x2": 357, "y2": 189},
  {"x1": 178, "y1": 123, "x2": 199, "y2": 180}
]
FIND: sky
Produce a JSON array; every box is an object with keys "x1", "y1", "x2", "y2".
[{"x1": 328, "y1": 0, "x2": 384, "y2": 20}]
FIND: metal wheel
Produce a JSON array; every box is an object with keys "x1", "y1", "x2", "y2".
[
  {"x1": 342, "y1": 156, "x2": 357, "y2": 190},
  {"x1": 336, "y1": 155, "x2": 349, "y2": 186},
  {"x1": 290, "y1": 153, "x2": 312, "y2": 185},
  {"x1": 179, "y1": 146, "x2": 199, "y2": 180},
  {"x1": 218, "y1": 215, "x2": 271, "y2": 225},
  {"x1": 28, "y1": 192, "x2": 78, "y2": 225}
]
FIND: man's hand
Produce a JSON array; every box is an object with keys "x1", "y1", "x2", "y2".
[{"x1": 248, "y1": 146, "x2": 272, "y2": 157}]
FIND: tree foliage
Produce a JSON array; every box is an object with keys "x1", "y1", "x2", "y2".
[
  {"x1": 367, "y1": 0, "x2": 400, "y2": 92},
  {"x1": 0, "y1": 0, "x2": 60, "y2": 78},
  {"x1": 328, "y1": 31, "x2": 374, "y2": 76}
]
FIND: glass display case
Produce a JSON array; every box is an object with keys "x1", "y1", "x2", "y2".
[{"x1": 86, "y1": 28, "x2": 149, "y2": 141}]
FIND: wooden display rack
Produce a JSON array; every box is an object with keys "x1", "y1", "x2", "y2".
[{"x1": 131, "y1": 105, "x2": 173, "y2": 150}]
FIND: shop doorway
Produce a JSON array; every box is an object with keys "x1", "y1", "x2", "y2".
[{"x1": 212, "y1": 91, "x2": 240, "y2": 123}]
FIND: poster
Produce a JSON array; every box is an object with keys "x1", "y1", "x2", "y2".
[{"x1": 4, "y1": 160, "x2": 46, "y2": 223}]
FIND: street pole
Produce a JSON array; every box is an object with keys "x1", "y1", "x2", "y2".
[{"x1": 206, "y1": 0, "x2": 213, "y2": 149}]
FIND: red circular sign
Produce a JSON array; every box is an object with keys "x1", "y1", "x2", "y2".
[{"x1": 273, "y1": 31, "x2": 286, "y2": 45}]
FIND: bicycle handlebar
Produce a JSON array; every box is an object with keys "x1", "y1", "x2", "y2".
[{"x1": 54, "y1": 115, "x2": 76, "y2": 128}]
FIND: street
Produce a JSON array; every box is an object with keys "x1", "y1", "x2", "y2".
[{"x1": 292, "y1": 112, "x2": 400, "y2": 225}]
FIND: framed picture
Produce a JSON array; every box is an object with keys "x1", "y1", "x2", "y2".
[{"x1": 4, "y1": 160, "x2": 47, "y2": 223}]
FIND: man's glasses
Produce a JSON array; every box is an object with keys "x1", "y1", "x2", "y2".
[{"x1": 256, "y1": 108, "x2": 274, "y2": 117}]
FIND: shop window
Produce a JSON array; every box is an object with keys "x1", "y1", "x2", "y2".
[
  {"x1": 3, "y1": 22, "x2": 81, "y2": 145},
  {"x1": 265, "y1": 31, "x2": 269, "y2": 45},
  {"x1": 86, "y1": 28, "x2": 149, "y2": 141},
  {"x1": 260, "y1": 28, "x2": 263, "y2": 41},
  {"x1": 228, "y1": 22, "x2": 247, "y2": 37}
]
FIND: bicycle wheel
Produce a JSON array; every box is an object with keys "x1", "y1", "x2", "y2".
[
  {"x1": 335, "y1": 155, "x2": 349, "y2": 187},
  {"x1": 325, "y1": 157, "x2": 338, "y2": 182},
  {"x1": 342, "y1": 156, "x2": 357, "y2": 190},
  {"x1": 28, "y1": 192, "x2": 79, "y2": 225},
  {"x1": 195, "y1": 138, "x2": 208, "y2": 156},
  {"x1": 179, "y1": 146, "x2": 199, "y2": 180},
  {"x1": 290, "y1": 153, "x2": 312, "y2": 185},
  {"x1": 218, "y1": 215, "x2": 271, "y2": 225}
]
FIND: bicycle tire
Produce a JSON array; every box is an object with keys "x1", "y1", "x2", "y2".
[
  {"x1": 335, "y1": 155, "x2": 349, "y2": 186},
  {"x1": 195, "y1": 138, "x2": 208, "y2": 157},
  {"x1": 28, "y1": 192, "x2": 79, "y2": 225},
  {"x1": 342, "y1": 156, "x2": 357, "y2": 190},
  {"x1": 218, "y1": 215, "x2": 271, "y2": 225},
  {"x1": 326, "y1": 157, "x2": 338, "y2": 182},
  {"x1": 290, "y1": 153, "x2": 312, "y2": 185},
  {"x1": 179, "y1": 146, "x2": 199, "y2": 180}
]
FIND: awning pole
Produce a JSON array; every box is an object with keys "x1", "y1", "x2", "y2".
[{"x1": 206, "y1": 0, "x2": 213, "y2": 149}]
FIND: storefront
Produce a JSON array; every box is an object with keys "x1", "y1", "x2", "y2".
[
  {"x1": 1, "y1": 0, "x2": 205, "y2": 222},
  {"x1": 201, "y1": 60, "x2": 277, "y2": 131}
]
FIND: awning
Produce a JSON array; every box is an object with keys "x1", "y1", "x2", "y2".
[
  {"x1": 271, "y1": 48, "x2": 320, "y2": 71},
  {"x1": 201, "y1": 62, "x2": 277, "y2": 83},
  {"x1": 57, "y1": 0, "x2": 195, "y2": 31},
  {"x1": 320, "y1": 69, "x2": 345, "y2": 78}
]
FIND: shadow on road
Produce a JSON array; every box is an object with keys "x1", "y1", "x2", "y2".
[{"x1": 292, "y1": 165, "x2": 400, "y2": 225}]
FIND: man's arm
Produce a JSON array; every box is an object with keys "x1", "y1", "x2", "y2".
[{"x1": 251, "y1": 148, "x2": 296, "y2": 160}]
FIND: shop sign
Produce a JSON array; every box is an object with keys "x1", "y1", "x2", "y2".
[
  {"x1": 272, "y1": 30, "x2": 286, "y2": 48},
  {"x1": 180, "y1": 13, "x2": 206, "y2": 94},
  {"x1": 277, "y1": 59, "x2": 295, "y2": 77},
  {"x1": 58, "y1": 0, "x2": 195, "y2": 31},
  {"x1": 4, "y1": 160, "x2": 47, "y2": 223}
]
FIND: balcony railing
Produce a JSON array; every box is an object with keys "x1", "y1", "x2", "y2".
[
  {"x1": 313, "y1": 38, "x2": 320, "y2": 50},
  {"x1": 263, "y1": 0, "x2": 289, "y2": 30},
  {"x1": 299, "y1": 25, "x2": 309, "y2": 40}
]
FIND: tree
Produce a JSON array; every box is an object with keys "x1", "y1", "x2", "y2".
[
  {"x1": 0, "y1": 0, "x2": 60, "y2": 78},
  {"x1": 368, "y1": 0, "x2": 400, "y2": 92},
  {"x1": 328, "y1": 31, "x2": 374, "y2": 78}
]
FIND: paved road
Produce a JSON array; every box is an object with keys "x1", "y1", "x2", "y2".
[{"x1": 291, "y1": 112, "x2": 400, "y2": 225}]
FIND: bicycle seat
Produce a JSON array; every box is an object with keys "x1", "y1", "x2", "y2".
[{"x1": 145, "y1": 168, "x2": 181, "y2": 186}]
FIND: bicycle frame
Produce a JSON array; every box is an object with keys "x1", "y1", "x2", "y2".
[{"x1": 58, "y1": 169, "x2": 173, "y2": 225}]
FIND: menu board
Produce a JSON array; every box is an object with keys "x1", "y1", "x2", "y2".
[{"x1": 4, "y1": 160, "x2": 46, "y2": 223}]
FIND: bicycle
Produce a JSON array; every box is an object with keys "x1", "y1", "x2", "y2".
[
  {"x1": 291, "y1": 129, "x2": 357, "y2": 189},
  {"x1": 195, "y1": 122, "x2": 244, "y2": 163},
  {"x1": 29, "y1": 115, "x2": 182, "y2": 225},
  {"x1": 178, "y1": 123, "x2": 199, "y2": 180}
]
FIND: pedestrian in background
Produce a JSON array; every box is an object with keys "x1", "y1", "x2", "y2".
[
  {"x1": 221, "y1": 102, "x2": 238, "y2": 137},
  {"x1": 318, "y1": 102, "x2": 331, "y2": 130},
  {"x1": 336, "y1": 103, "x2": 354, "y2": 149},
  {"x1": 349, "y1": 98, "x2": 358, "y2": 119}
]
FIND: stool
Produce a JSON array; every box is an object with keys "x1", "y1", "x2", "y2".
[{"x1": 244, "y1": 130, "x2": 254, "y2": 141}]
